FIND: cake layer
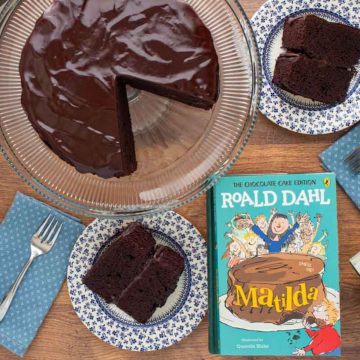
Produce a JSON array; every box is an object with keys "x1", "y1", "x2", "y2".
[
  {"x1": 117, "y1": 73, "x2": 218, "y2": 110},
  {"x1": 225, "y1": 254, "x2": 326, "y2": 324},
  {"x1": 273, "y1": 52, "x2": 353, "y2": 104},
  {"x1": 115, "y1": 79, "x2": 137, "y2": 176},
  {"x1": 115, "y1": 245, "x2": 184, "y2": 323},
  {"x1": 283, "y1": 15, "x2": 360, "y2": 68},
  {"x1": 20, "y1": 0, "x2": 219, "y2": 178},
  {"x1": 83, "y1": 223, "x2": 156, "y2": 303}
]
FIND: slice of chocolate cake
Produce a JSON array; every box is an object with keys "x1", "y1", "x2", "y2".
[
  {"x1": 115, "y1": 245, "x2": 185, "y2": 323},
  {"x1": 273, "y1": 52, "x2": 353, "y2": 104},
  {"x1": 83, "y1": 223, "x2": 156, "y2": 303},
  {"x1": 83, "y1": 222, "x2": 185, "y2": 323},
  {"x1": 283, "y1": 15, "x2": 360, "y2": 68}
]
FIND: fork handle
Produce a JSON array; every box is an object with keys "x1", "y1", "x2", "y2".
[{"x1": 0, "y1": 254, "x2": 36, "y2": 322}]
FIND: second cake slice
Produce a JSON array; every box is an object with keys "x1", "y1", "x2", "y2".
[
  {"x1": 115, "y1": 245, "x2": 185, "y2": 323},
  {"x1": 83, "y1": 223, "x2": 156, "y2": 303},
  {"x1": 83, "y1": 223, "x2": 185, "y2": 323},
  {"x1": 273, "y1": 14, "x2": 360, "y2": 105}
]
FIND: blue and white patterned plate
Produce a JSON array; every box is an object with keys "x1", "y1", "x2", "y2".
[
  {"x1": 67, "y1": 212, "x2": 207, "y2": 352},
  {"x1": 251, "y1": 0, "x2": 360, "y2": 135}
]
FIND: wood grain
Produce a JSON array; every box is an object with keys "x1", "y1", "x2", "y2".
[{"x1": 0, "y1": 1, "x2": 359, "y2": 359}]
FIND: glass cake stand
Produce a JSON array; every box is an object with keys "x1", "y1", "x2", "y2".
[{"x1": 0, "y1": 0, "x2": 261, "y2": 218}]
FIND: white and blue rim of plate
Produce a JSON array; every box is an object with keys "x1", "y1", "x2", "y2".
[
  {"x1": 251, "y1": 0, "x2": 360, "y2": 135},
  {"x1": 67, "y1": 212, "x2": 208, "y2": 352}
]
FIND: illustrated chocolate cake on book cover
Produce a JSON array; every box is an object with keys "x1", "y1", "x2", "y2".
[{"x1": 207, "y1": 173, "x2": 341, "y2": 356}]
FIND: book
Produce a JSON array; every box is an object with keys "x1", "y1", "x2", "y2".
[{"x1": 207, "y1": 173, "x2": 341, "y2": 356}]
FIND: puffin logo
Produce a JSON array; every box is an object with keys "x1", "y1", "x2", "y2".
[{"x1": 324, "y1": 177, "x2": 331, "y2": 188}]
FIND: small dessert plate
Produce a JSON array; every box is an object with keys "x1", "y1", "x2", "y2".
[
  {"x1": 67, "y1": 212, "x2": 207, "y2": 352},
  {"x1": 251, "y1": 0, "x2": 360, "y2": 135}
]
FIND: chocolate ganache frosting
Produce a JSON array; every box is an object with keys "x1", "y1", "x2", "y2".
[{"x1": 20, "y1": 0, "x2": 219, "y2": 178}]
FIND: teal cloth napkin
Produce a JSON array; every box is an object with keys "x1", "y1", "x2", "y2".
[
  {"x1": 320, "y1": 124, "x2": 360, "y2": 209},
  {"x1": 0, "y1": 192, "x2": 85, "y2": 357}
]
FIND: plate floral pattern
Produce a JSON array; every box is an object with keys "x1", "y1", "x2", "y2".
[
  {"x1": 67, "y1": 212, "x2": 207, "y2": 351},
  {"x1": 251, "y1": 0, "x2": 360, "y2": 135}
]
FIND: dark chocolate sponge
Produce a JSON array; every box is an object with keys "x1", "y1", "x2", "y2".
[
  {"x1": 83, "y1": 223, "x2": 185, "y2": 323},
  {"x1": 20, "y1": 0, "x2": 219, "y2": 178},
  {"x1": 273, "y1": 52, "x2": 353, "y2": 104},
  {"x1": 283, "y1": 15, "x2": 360, "y2": 68},
  {"x1": 273, "y1": 14, "x2": 360, "y2": 104},
  {"x1": 83, "y1": 223, "x2": 156, "y2": 303},
  {"x1": 115, "y1": 245, "x2": 185, "y2": 323},
  {"x1": 115, "y1": 78, "x2": 137, "y2": 176}
]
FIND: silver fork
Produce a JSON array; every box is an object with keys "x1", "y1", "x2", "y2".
[
  {"x1": 345, "y1": 147, "x2": 360, "y2": 174},
  {"x1": 0, "y1": 215, "x2": 63, "y2": 322}
]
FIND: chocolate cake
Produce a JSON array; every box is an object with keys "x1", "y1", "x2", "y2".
[
  {"x1": 115, "y1": 245, "x2": 185, "y2": 323},
  {"x1": 83, "y1": 223, "x2": 156, "y2": 302},
  {"x1": 283, "y1": 15, "x2": 360, "y2": 68},
  {"x1": 20, "y1": 0, "x2": 219, "y2": 178},
  {"x1": 83, "y1": 222, "x2": 185, "y2": 323},
  {"x1": 273, "y1": 14, "x2": 360, "y2": 104},
  {"x1": 225, "y1": 253, "x2": 326, "y2": 324},
  {"x1": 273, "y1": 52, "x2": 354, "y2": 104}
]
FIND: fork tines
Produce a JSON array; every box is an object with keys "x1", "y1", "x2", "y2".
[
  {"x1": 345, "y1": 147, "x2": 360, "y2": 174},
  {"x1": 36, "y1": 215, "x2": 63, "y2": 245}
]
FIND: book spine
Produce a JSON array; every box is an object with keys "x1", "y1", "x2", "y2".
[
  {"x1": 207, "y1": 187, "x2": 220, "y2": 354},
  {"x1": 331, "y1": 173, "x2": 342, "y2": 355}
]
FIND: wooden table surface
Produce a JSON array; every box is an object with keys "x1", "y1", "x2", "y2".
[{"x1": 0, "y1": 0, "x2": 359, "y2": 359}]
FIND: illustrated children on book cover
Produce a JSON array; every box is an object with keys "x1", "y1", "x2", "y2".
[{"x1": 208, "y1": 173, "x2": 341, "y2": 356}]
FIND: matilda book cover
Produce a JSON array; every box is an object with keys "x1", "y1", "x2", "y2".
[{"x1": 207, "y1": 173, "x2": 341, "y2": 356}]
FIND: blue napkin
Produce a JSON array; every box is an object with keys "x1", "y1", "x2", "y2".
[
  {"x1": 0, "y1": 192, "x2": 85, "y2": 357},
  {"x1": 320, "y1": 124, "x2": 360, "y2": 209}
]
